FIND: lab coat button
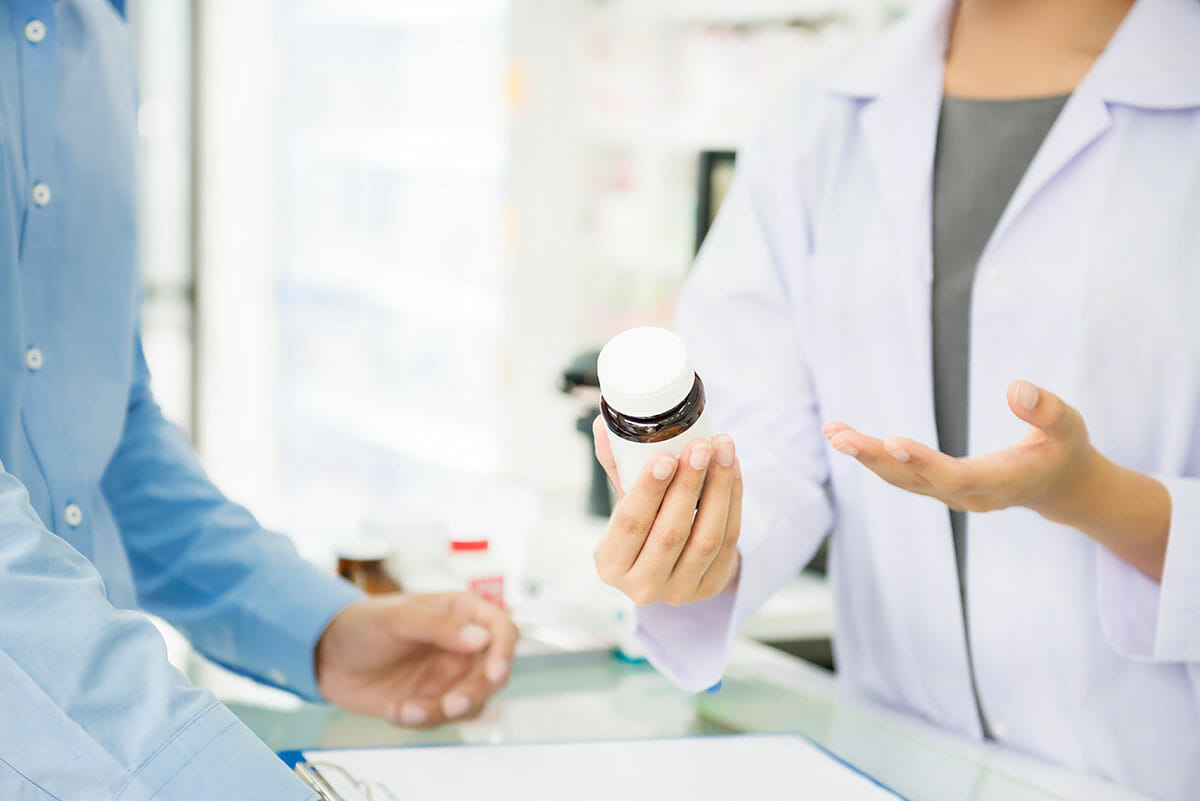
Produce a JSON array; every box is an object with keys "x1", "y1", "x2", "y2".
[
  {"x1": 24, "y1": 20, "x2": 46, "y2": 43},
  {"x1": 992, "y1": 719, "x2": 1009, "y2": 739},
  {"x1": 25, "y1": 347, "x2": 44, "y2": 371},
  {"x1": 32, "y1": 182, "x2": 52, "y2": 206},
  {"x1": 64, "y1": 504, "x2": 83, "y2": 527}
]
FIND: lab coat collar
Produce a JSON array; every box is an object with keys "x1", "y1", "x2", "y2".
[
  {"x1": 822, "y1": 0, "x2": 1200, "y2": 277},
  {"x1": 825, "y1": 0, "x2": 1200, "y2": 110}
]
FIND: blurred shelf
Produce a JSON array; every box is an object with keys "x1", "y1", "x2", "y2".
[
  {"x1": 298, "y1": 388, "x2": 503, "y2": 474},
  {"x1": 295, "y1": 0, "x2": 508, "y2": 28},
  {"x1": 596, "y1": 0, "x2": 881, "y2": 26},
  {"x1": 292, "y1": 129, "x2": 506, "y2": 175},
  {"x1": 579, "y1": 119, "x2": 742, "y2": 154},
  {"x1": 278, "y1": 275, "x2": 504, "y2": 328}
]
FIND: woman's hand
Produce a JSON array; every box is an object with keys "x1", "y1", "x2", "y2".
[
  {"x1": 591, "y1": 417, "x2": 743, "y2": 606},
  {"x1": 824, "y1": 379, "x2": 1171, "y2": 580}
]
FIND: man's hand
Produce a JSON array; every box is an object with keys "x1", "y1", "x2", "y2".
[
  {"x1": 823, "y1": 379, "x2": 1171, "y2": 580},
  {"x1": 591, "y1": 417, "x2": 743, "y2": 606},
  {"x1": 316, "y1": 592, "x2": 517, "y2": 728}
]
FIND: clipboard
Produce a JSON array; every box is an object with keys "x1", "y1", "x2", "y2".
[{"x1": 279, "y1": 734, "x2": 907, "y2": 801}]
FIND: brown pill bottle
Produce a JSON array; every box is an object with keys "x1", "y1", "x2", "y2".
[
  {"x1": 336, "y1": 538, "x2": 402, "y2": 595},
  {"x1": 597, "y1": 326, "x2": 711, "y2": 494}
]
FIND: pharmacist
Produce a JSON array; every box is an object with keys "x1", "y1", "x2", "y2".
[
  {"x1": 0, "y1": 2, "x2": 516, "y2": 799},
  {"x1": 591, "y1": 0, "x2": 1200, "y2": 799}
]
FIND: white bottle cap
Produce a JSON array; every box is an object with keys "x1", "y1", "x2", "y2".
[
  {"x1": 597, "y1": 327, "x2": 696, "y2": 419},
  {"x1": 337, "y1": 536, "x2": 392, "y2": 561}
]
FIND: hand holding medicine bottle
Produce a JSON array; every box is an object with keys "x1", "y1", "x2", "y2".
[{"x1": 591, "y1": 328, "x2": 744, "y2": 606}]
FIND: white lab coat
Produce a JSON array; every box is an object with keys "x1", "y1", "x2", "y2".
[{"x1": 634, "y1": 1, "x2": 1200, "y2": 798}]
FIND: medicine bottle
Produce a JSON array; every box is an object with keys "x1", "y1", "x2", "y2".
[
  {"x1": 447, "y1": 539, "x2": 505, "y2": 609},
  {"x1": 336, "y1": 537, "x2": 403, "y2": 595},
  {"x1": 597, "y1": 327, "x2": 711, "y2": 494}
]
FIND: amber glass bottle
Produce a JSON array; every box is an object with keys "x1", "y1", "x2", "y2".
[
  {"x1": 336, "y1": 538, "x2": 402, "y2": 595},
  {"x1": 597, "y1": 327, "x2": 711, "y2": 494}
]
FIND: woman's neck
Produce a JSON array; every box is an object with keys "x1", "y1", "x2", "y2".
[{"x1": 944, "y1": 0, "x2": 1135, "y2": 99}]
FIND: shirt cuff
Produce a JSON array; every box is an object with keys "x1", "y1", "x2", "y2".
[
  {"x1": 1096, "y1": 474, "x2": 1200, "y2": 662},
  {"x1": 115, "y1": 703, "x2": 315, "y2": 801},
  {"x1": 635, "y1": 492, "x2": 832, "y2": 691},
  {"x1": 204, "y1": 563, "x2": 365, "y2": 703}
]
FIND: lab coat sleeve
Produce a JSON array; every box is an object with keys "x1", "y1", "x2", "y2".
[
  {"x1": 100, "y1": 330, "x2": 364, "y2": 702},
  {"x1": 634, "y1": 115, "x2": 835, "y2": 692},
  {"x1": 0, "y1": 463, "x2": 316, "y2": 801},
  {"x1": 1096, "y1": 475, "x2": 1200, "y2": 663}
]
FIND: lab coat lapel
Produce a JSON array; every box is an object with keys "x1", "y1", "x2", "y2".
[
  {"x1": 983, "y1": 97, "x2": 1111, "y2": 256},
  {"x1": 984, "y1": 87, "x2": 1113, "y2": 253},
  {"x1": 836, "y1": 0, "x2": 954, "y2": 280},
  {"x1": 985, "y1": 0, "x2": 1200, "y2": 253},
  {"x1": 857, "y1": 79, "x2": 943, "y2": 280}
]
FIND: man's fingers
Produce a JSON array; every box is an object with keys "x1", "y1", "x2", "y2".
[
  {"x1": 594, "y1": 453, "x2": 678, "y2": 583},
  {"x1": 382, "y1": 594, "x2": 515, "y2": 729},
  {"x1": 667, "y1": 436, "x2": 735, "y2": 598},
  {"x1": 627, "y1": 439, "x2": 712, "y2": 593},
  {"x1": 388, "y1": 595, "x2": 493, "y2": 655},
  {"x1": 592, "y1": 415, "x2": 625, "y2": 500},
  {"x1": 389, "y1": 666, "x2": 490, "y2": 729},
  {"x1": 436, "y1": 661, "x2": 496, "y2": 724},
  {"x1": 455, "y1": 592, "x2": 518, "y2": 686},
  {"x1": 1006, "y1": 380, "x2": 1081, "y2": 440}
]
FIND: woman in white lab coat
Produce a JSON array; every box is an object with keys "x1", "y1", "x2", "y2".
[{"x1": 590, "y1": 0, "x2": 1200, "y2": 798}]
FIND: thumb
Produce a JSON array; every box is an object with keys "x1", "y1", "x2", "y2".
[
  {"x1": 1006, "y1": 379, "x2": 1079, "y2": 439},
  {"x1": 592, "y1": 414, "x2": 625, "y2": 500},
  {"x1": 390, "y1": 597, "x2": 492, "y2": 654}
]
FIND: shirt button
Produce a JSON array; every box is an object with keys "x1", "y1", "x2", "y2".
[
  {"x1": 64, "y1": 504, "x2": 84, "y2": 527},
  {"x1": 25, "y1": 347, "x2": 44, "y2": 371},
  {"x1": 31, "y1": 182, "x2": 52, "y2": 207},
  {"x1": 267, "y1": 668, "x2": 287, "y2": 685},
  {"x1": 24, "y1": 19, "x2": 46, "y2": 44}
]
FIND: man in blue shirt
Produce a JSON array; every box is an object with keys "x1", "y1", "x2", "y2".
[{"x1": 0, "y1": 1, "x2": 517, "y2": 798}]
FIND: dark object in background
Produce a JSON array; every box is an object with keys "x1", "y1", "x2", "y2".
[
  {"x1": 337, "y1": 541, "x2": 403, "y2": 595},
  {"x1": 561, "y1": 349, "x2": 612, "y2": 517},
  {"x1": 695, "y1": 150, "x2": 738, "y2": 256}
]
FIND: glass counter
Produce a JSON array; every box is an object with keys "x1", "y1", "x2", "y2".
[{"x1": 228, "y1": 640, "x2": 1150, "y2": 801}]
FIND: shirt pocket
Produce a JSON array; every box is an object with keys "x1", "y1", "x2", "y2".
[{"x1": 0, "y1": 759, "x2": 59, "y2": 801}]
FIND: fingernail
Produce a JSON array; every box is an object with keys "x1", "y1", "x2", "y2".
[
  {"x1": 486, "y1": 659, "x2": 509, "y2": 683},
  {"x1": 886, "y1": 446, "x2": 910, "y2": 463},
  {"x1": 442, "y1": 692, "x2": 471, "y2": 718},
  {"x1": 458, "y1": 623, "x2": 490, "y2": 649},
  {"x1": 733, "y1": 460, "x2": 742, "y2": 480},
  {"x1": 715, "y1": 437, "x2": 735, "y2": 467},
  {"x1": 1017, "y1": 381, "x2": 1039, "y2": 411},
  {"x1": 399, "y1": 704, "x2": 427, "y2": 726},
  {"x1": 833, "y1": 442, "x2": 858, "y2": 457},
  {"x1": 652, "y1": 455, "x2": 676, "y2": 480},
  {"x1": 690, "y1": 441, "x2": 712, "y2": 470}
]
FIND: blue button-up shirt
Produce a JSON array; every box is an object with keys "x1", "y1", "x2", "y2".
[{"x1": 0, "y1": 1, "x2": 363, "y2": 798}]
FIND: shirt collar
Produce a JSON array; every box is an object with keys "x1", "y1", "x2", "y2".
[{"x1": 824, "y1": 0, "x2": 1200, "y2": 110}]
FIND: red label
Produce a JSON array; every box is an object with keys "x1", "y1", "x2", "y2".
[{"x1": 468, "y1": 575, "x2": 505, "y2": 609}]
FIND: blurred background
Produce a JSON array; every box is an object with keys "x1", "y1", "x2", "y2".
[{"x1": 129, "y1": 0, "x2": 916, "y2": 703}]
